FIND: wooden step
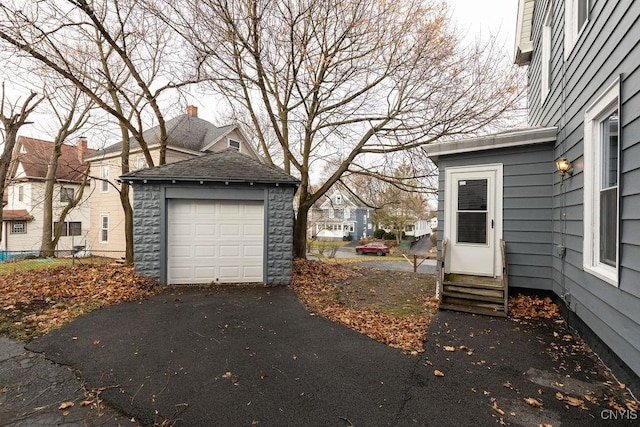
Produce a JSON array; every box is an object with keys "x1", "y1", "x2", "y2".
[
  {"x1": 443, "y1": 283, "x2": 504, "y2": 299},
  {"x1": 439, "y1": 303, "x2": 507, "y2": 318},
  {"x1": 444, "y1": 274, "x2": 502, "y2": 287},
  {"x1": 441, "y1": 290, "x2": 504, "y2": 303},
  {"x1": 443, "y1": 280, "x2": 504, "y2": 290}
]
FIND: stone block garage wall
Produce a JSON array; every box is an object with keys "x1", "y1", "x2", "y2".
[{"x1": 132, "y1": 183, "x2": 296, "y2": 285}]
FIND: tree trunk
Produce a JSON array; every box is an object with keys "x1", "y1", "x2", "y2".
[
  {"x1": 293, "y1": 204, "x2": 309, "y2": 259},
  {"x1": 0, "y1": 128, "x2": 18, "y2": 245},
  {"x1": 39, "y1": 140, "x2": 62, "y2": 257}
]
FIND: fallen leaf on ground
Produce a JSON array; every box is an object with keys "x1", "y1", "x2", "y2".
[
  {"x1": 492, "y1": 400, "x2": 505, "y2": 415},
  {"x1": 58, "y1": 402, "x2": 74, "y2": 410},
  {"x1": 503, "y1": 381, "x2": 512, "y2": 388},
  {"x1": 509, "y1": 294, "x2": 560, "y2": 319},
  {"x1": 443, "y1": 346, "x2": 455, "y2": 352},
  {"x1": 434, "y1": 370, "x2": 445, "y2": 377},
  {"x1": 80, "y1": 400, "x2": 93, "y2": 407},
  {"x1": 555, "y1": 392, "x2": 564, "y2": 400},
  {"x1": 524, "y1": 397, "x2": 543, "y2": 408},
  {"x1": 565, "y1": 396, "x2": 585, "y2": 408}
]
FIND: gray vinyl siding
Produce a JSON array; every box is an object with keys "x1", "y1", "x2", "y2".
[
  {"x1": 436, "y1": 143, "x2": 554, "y2": 290},
  {"x1": 527, "y1": 0, "x2": 640, "y2": 377}
]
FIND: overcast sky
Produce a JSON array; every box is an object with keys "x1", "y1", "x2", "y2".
[{"x1": 448, "y1": 0, "x2": 518, "y2": 54}]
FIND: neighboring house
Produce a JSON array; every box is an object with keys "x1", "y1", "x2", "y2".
[
  {"x1": 84, "y1": 105, "x2": 261, "y2": 258},
  {"x1": 120, "y1": 149, "x2": 299, "y2": 285},
  {"x1": 425, "y1": 0, "x2": 639, "y2": 389},
  {"x1": 310, "y1": 190, "x2": 373, "y2": 241},
  {"x1": 404, "y1": 218, "x2": 432, "y2": 239},
  {"x1": 1, "y1": 136, "x2": 93, "y2": 256}
]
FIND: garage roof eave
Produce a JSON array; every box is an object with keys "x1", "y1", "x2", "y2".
[{"x1": 120, "y1": 176, "x2": 300, "y2": 186}]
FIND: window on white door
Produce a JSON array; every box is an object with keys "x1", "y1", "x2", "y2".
[{"x1": 583, "y1": 78, "x2": 619, "y2": 286}]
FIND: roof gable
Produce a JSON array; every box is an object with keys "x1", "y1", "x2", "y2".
[
  {"x1": 11, "y1": 136, "x2": 94, "y2": 183},
  {"x1": 319, "y1": 190, "x2": 360, "y2": 209},
  {"x1": 120, "y1": 148, "x2": 299, "y2": 186},
  {"x1": 91, "y1": 114, "x2": 259, "y2": 160}
]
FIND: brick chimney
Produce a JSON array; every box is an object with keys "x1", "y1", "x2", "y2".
[
  {"x1": 187, "y1": 105, "x2": 198, "y2": 118},
  {"x1": 77, "y1": 136, "x2": 87, "y2": 162}
]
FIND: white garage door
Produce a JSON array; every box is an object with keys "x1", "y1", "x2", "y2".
[{"x1": 167, "y1": 199, "x2": 264, "y2": 284}]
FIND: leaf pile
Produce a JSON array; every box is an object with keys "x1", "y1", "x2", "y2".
[
  {"x1": 290, "y1": 259, "x2": 432, "y2": 353},
  {"x1": 508, "y1": 294, "x2": 560, "y2": 319},
  {"x1": 0, "y1": 264, "x2": 158, "y2": 340}
]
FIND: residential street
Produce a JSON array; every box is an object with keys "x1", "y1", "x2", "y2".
[{"x1": 15, "y1": 285, "x2": 636, "y2": 426}]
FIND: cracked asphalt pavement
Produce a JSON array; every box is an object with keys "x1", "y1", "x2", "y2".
[{"x1": 22, "y1": 285, "x2": 635, "y2": 426}]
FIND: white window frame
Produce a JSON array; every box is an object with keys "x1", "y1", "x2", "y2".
[
  {"x1": 541, "y1": 3, "x2": 553, "y2": 102},
  {"x1": 100, "y1": 214, "x2": 109, "y2": 243},
  {"x1": 100, "y1": 164, "x2": 110, "y2": 193},
  {"x1": 583, "y1": 77, "x2": 620, "y2": 287},
  {"x1": 60, "y1": 187, "x2": 74, "y2": 203},
  {"x1": 137, "y1": 156, "x2": 147, "y2": 170},
  {"x1": 564, "y1": 0, "x2": 589, "y2": 59},
  {"x1": 18, "y1": 185, "x2": 24, "y2": 202},
  {"x1": 228, "y1": 139, "x2": 240, "y2": 151}
]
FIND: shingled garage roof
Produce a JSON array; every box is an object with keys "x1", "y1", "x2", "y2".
[
  {"x1": 2, "y1": 209, "x2": 33, "y2": 221},
  {"x1": 120, "y1": 149, "x2": 300, "y2": 185}
]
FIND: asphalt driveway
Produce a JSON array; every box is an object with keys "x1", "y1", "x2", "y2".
[{"x1": 26, "y1": 285, "x2": 635, "y2": 426}]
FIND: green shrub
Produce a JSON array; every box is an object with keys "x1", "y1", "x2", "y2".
[
  {"x1": 373, "y1": 229, "x2": 386, "y2": 239},
  {"x1": 383, "y1": 232, "x2": 396, "y2": 241}
]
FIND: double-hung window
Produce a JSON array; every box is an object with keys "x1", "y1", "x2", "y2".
[
  {"x1": 101, "y1": 164, "x2": 109, "y2": 193},
  {"x1": 565, "y1": 0, "x2": 589, "y2": 58},
  {"x1": 100, "y1": 214, "x2": 109, "y2": 243},
  {"x1": 583, "y1": 78, "x2": 620, "y2": 286}
]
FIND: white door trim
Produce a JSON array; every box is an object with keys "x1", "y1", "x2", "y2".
[{"x1": 444, "y1": 164, "x2": 503, "y2": 277}]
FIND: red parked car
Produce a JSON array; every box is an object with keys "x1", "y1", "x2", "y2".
[{"x1": 355, "y1": 242, "x2": 390, "y2": 256}]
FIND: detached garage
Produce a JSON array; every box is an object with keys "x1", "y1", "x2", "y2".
[{"x1": 120, "y1": 149, "x2": 299, "y2": 285}]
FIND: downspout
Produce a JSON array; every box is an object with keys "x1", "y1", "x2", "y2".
[{"x1": 558, "y1": 4, "x2": 572, "y2": 311}]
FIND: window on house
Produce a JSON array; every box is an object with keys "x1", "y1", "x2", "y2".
[
  {"x1": 137, "y1": 157, "x2": 147, "y2": 170},
  {"x1": 229, "y1": 140, "x2": 240, "y2": 151},
  {"x1": 334, "y1": 209, "x2": 344, "y2": 218},
  {"x1": 583, "y1": 78, "x2": 619, "y2": 286},
  {"x1": 18, "y1": 186, "x2": 24, "y2": 202},
  {"x1": 565, "y1": 0, "x2": 589, "y2": 58},
  {"x1": 53, "y1": 221, "x2": 82, "y2": 237},
  {"x1": 101, "y1": 164, "x2": 109, "y2": 192},
  {"x1": 10, "y1": 221, "x2": 26, "y2": 234},
  {"x1": 541, "y1": 4, "x2": 553, "y2": 101},
  {"x1": 60, "y1": 188, "x2": 74, "y2": 203},
  {"x1": 100, "y1": 214, "x2": 109, "y2": 243}
]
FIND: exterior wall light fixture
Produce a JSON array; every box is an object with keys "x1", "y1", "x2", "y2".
[{"x1": 556, "y1": 157, "x2": 573, "y2": 179}]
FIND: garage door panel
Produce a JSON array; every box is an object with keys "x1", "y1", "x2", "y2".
[
  {"x1": 170, "y1": 245, "x2": 193, "y2": 258},
  {"x1": 243, "y1": 245, "x2": 262, "y2": 257},
  {"x1": 220, "y1": 203, "x2": 241, "y2": 216},
  {"x1": 194, "y1": 245, "x2": 216, "y2": 257},
  {"x1": 218, "y1": 245, "x2": 240, "y2": 257},
  {"x1": 243, "y1": 224, "x2": 263, "y2": 237},
  {"x1": 220, "y1": 224, "x2": 241, "y2": 237},
  {"x1": 168, "y1": 199, "x2": 263, "y2": 284},
  {"x1": 195, "y1": 224, "x2": 217, "y2": 236}
]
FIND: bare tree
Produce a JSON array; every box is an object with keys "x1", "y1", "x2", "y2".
[
  {"x1": 0, "y1": 0, "x2": 201, "y2": 263},
  {"x1": 39, "y1": 87, "x2": 94, "y2": 257},
  {"x1": 0, "y1": 84, "x2": 43, "y2": 245},
  {"x1": 153, "y1": 0, "x2": 524, "y2": 257}
]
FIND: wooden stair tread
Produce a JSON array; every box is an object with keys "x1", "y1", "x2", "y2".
[
  {"x1": 441, "y1": 290, "x2": 504, "y2": 303},
  {"x1": 439, "y1": 303, "x2": 507, "y2": 318},
  {"x1": 443, "y1": 281, "x2": 504, "y2": 290}
]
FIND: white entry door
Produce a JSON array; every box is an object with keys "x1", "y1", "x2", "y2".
[
  {"x1": 445, "y1": 165, "x2": 502, "y2": 277},
  {"x1": 167, "y1": 199, "x2": 264, "y2": 284}
]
